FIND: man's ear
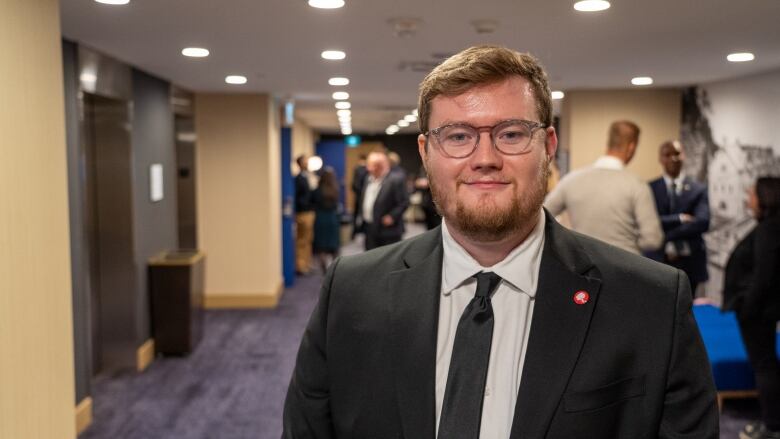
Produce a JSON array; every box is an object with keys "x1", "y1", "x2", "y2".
[
  {"x1": 545, "y1": 127, "x2": 558, "y2": 162},
  {"x1": 418, "y1": 134, "x2": 429, "y2": 166}
]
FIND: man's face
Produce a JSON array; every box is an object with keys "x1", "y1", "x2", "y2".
[
  {"x1": 366, "y1": 153, "x2": 388, "y2": 178},
  {"x1": 417, "y1": 77, "x2": 558, "y2": 241},
  {"x1": 659, "y1": 143, "x2": 684, "y2": 178}
]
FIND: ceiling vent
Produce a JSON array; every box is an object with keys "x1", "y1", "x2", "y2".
[
  {"x1": 471, "y1": 19, "x2": 499, "y2": 34},
  {"x1": 387, "y1": 17, "x2": 423, "y2": 38}
]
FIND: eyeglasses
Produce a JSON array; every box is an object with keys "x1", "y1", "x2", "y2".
[{"x1": 425, "y1": 119, "x2": 547, "y2": 159}]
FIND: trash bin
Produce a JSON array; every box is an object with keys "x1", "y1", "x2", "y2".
[{"x1": 148, "y1": 250, "x2": 205, "y2": 355}]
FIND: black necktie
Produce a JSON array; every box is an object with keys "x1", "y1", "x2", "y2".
[
  {"x1": 669, "y1": 181, "x2": 678, "y2": 212},
  {"x1": 438, "y1": 271, "x2": 503, "y2": 439}
]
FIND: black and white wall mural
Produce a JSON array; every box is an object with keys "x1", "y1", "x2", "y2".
[{"x1": 680, "y1": 69, "x2": 780, "y2": 302}]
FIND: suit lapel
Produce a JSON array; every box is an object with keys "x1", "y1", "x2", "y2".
[
  {"x1": 510, "y1": 215, "x2": 602, "y2": 438},
  {"x1": 652, "y1": 178, "x2": 669, "y2": 214},
  {"x1": 389, "y1": 229, "x2": 443, "y2": 439}
]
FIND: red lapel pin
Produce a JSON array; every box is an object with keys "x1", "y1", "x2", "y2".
[{"x1": 573, "y1": 290, "x2": 590, "y2": 305}]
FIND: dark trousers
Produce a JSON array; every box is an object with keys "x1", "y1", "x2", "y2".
[
  {"x1": 738, "y1": 316, "x2": 780, "y2": 430},
  {"x1": 364, "y1": 222, "x2": 401, "y2": 251}
]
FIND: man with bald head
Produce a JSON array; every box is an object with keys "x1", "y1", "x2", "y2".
[
  {"x1": 545, "y1": 120, "x2": 663, "y2": 254},
  {"x1": 646, "y1": 140, "x2": 710, "y2": 295}
]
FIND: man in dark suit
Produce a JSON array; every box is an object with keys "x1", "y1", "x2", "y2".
[
  {"x1": 350, "y1": 154, "x2": 368, "y2": 238},
  {"x1": 283, "y1": 45, "x2": 718, "y2": 438},
  {"x1": 645, "y1": 140, "x2": 710, "y2": 295},
  {"x1": 358, "y1": 149, "x2": 409, "y2": 250}
]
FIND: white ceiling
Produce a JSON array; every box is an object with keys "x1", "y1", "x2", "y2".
[{"x1": 60, "y1": 0, "x2": 780, "y2": 135}]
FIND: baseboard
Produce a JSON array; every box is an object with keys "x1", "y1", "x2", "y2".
[
  {"x1": 203, "y1": 281, "x2": 284, "y2": 309},
  {"x1": 136, "y1": 339, "x2": 155, "y2": 372},
  {"x1": 716, "y1": 389, "x2": 758, "y2": 411},
  {"x1": 75, "y1": 396, "x2": 93, "y2": 435}
]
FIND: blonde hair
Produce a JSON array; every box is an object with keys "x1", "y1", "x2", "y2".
[{"x1": 417, "y1": 45, "x2": 552, "y2": 133}]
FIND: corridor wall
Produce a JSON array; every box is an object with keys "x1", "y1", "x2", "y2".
[
  {"x1": 195, "y1": 94, "x2": 283, "y2": 307},
  {"x1": 0, "y1": 1, "x2": 76, "y2": 437}
]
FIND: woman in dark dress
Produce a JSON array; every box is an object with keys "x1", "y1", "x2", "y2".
[
  {"x1": 312, "y1": 167, "x2": 341, "y2": 273},
  {"x1": 723, "y1": 177, "x2": 780, "y2": 439}
]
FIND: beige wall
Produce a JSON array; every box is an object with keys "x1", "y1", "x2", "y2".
[
  {"x1": 0, "y1": 1, "x2": 76, "y2": 438},
  {"x1": 195, "y1": 94, "x2": 283, "y2": 304},
  {"x1": 561, "y1": 89, "x2": 682, "y2": 180},
  {"x1": 291, "y1": 119, "x2": 316, "y2": 170}
]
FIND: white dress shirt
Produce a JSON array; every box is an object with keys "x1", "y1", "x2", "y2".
[
  {"x1": 361, "y1": 175, "x2": 383, "y2": 223},
  {"x1": 435, "y1": 210, "x2": 546, "y2": 439}
]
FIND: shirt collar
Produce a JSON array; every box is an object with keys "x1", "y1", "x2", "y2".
[
  {"x1": 593, "y1": 155, "x2": 625, "y2": 170},
  {"x1": 663, "y1": 173, "x2": 685, "y2": 187},
  {"x1": 441, "y1": 209, "x2": 546, "y2": 297}
]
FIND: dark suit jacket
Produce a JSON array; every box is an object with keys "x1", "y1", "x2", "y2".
[
  {"x1": 358, "y1": 172, "x2": 409, "y2": 240},
  {"x1": 295, "y1": 172, "x2": 314, "y2": 213},
  {"x1": 723, "y1": 215, "x2": 780, "y2": 320},
  {"x1": 646, "y1": 176, "x2": 710, "y2": 283},
  {"x1": 283, "y1": 212, "x2": 719, "y2": 438}
]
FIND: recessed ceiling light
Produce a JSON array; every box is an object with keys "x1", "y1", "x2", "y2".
[
  {"x1": 332, "y1": 91, "x2": 350, "y2": 100},
  {"x1": 335, "y1": 101, "x2": 351, "y2": 109},
  {"x1": 329, "y1": 77, "x2": 350, "y2": 86},
  {"x1": 336, "y1": 109, "x2": 352, "y2": 117},
  {"x1": 338, "y1": 114, "x2": 351, "y2": 121},
  {"x1": 182, "y1": 47, "x2": 209, "y2": 58},
  {"x1": 573, "y1": 0, "x2": 610, "y2": 11},
  {"x1": 386, "y1": 128, "x2": 397, "y2": 135},
  {"x1": 308, "y1": 0, "x2": 345, "y2": 8},
  {"x1": 727, "y1": 52, "x2": 755, "y2": 63},
  {"x1": 631, "y1": 76, "x2": 653, "y2": 85},
  {"x1": 397, "y1": 120, "x2": 410, "y2": 127},
  {"x1": 388, "y1": 125, "x2": 399, "y2": 131},
  {"x1": 342, "y1": 128, "x2": 353, "y2": 135},
  {"x1": 404, "y1": 115, "x2": 417, "y2": 122},
  {"x1": 321, "y1": 50, "x2": 346, "y2": 60},
  {"x1": 412, "y1": 109, "x2": 419, "y2": 116},
  {"x1": 225, "y1": 75, "x2": 247, "y2": 85},
  {"x1": 551, "y1": 91, "x2": 565, "y2": 100},
  {"x1": 95, "y1": 0, "x2": 130, "y2": 4},
  {"x1": 631, "y1": 76, "x2": 653, "y2": 86}
]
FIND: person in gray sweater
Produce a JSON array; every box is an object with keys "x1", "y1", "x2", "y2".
[{"x1": 544, "y1": 120, "x2": 663, "y2": 254}]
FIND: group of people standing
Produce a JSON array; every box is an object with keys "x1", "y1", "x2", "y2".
[
  {"x1": 545, "y1": 120, "x2": 780, "y2": 438},
  {"x1": 294, "y1": 155, "x2": 341, "y2": 275}
]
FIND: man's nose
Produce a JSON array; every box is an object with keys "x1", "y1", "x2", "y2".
[{"x1": 469, "y1": 132, "x2": 502, "y2": 169}]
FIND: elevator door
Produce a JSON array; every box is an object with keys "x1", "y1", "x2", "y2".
[{"x1": 83, "y1": 93, "x2": 137, "y2": 374}]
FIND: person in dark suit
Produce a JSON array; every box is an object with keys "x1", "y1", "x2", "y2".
[
  {"x1": 723, "y1": 177, "x2": 780, "y2": 439},
  {"x1": 646, "y1": 140, "x2": 710, "y2": 295},
  {"x1": 350, "y1": 154, "x2": 368, "y2": 238},
  {"x1": 283, "y1": 45, "x2": 718, "y2": 438},
  {"x1": 358, "y1": 149, "x2": 409, "y2": 250}
]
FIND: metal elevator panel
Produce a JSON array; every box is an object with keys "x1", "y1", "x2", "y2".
[
  {"x1": 175, "y1": 114, "x2": 197, "y2": 250},
  {"x1": 82, "y1": 93, "x2": 137, "y2": 374}
]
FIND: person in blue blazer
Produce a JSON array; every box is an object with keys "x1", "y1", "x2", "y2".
[{"x1": 646, "y1": 140, "x2": 710, "y2": 296}]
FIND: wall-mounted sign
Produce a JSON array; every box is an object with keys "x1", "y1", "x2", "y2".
[{"x1": 150, "y1": 164, "x2": 164, "y2": 202}]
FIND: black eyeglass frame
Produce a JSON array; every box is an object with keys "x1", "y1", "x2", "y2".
[{"x1": 424, "y1": 119, "x2": 548, "y2": 159}]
